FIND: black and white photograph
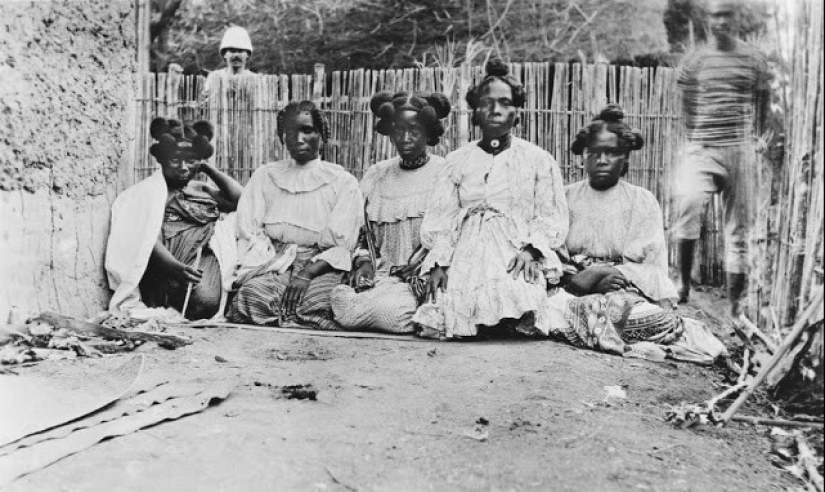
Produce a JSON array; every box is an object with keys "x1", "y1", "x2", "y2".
[{"x1": 0, "y1": 0, "x2": 822, "y2": 489}]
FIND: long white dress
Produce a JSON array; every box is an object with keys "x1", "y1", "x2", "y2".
[
  {"x1": 227, "y1": 158, "x2": 363, "y2": 329},
  {"x1": 414, "y1": 137, "x2": 568, "y2": 337},
  {"x1": 565, "y1": 180, "x2": 678, "y2": 302},
  {"x1": 330, "y1": 156, "x2": 445, "y2": 333}
]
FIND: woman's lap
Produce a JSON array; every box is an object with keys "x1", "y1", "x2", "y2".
[
  {"x1": 140, "y1": 249, "x2": 222, "y2": 320},
  {"x1": 228, "y1": 271, "x2": 343, "y2": 330},
  {"x1": 330, "y1": 276, "x2": 418, "y2": 334}
]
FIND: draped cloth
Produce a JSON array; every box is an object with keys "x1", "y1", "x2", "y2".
[
  {"x1": 565, "y1": 180, "x2": 678, "y2": 302},
  {"x1": 105, "y1": 170, "x2": 237, "y2": 318},
  {"x1": 544, "y1": 180, "x2": 726, "y2": 364},
  {"x1": 413, "y1": 138, "x2": 569, "y2": 338},
  {"x1": 227, "y1": 159, "x2": 363, "y2": 329},
  {"x1": 330, "y1": 156, "x2": 443, "y2": 334},
  {"x1": 544, "y1": 289, "x2": 727, "y2": 364}
]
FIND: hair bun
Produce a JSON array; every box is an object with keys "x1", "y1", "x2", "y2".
[
  {"x1": 485, "y1": 59, "x2": 509, "y2": 77},
  {"x1": 193, "y1": 120, "x2": 214, "y2": 141},
  {"x1": 597, "y1": 104, "x2": 624, "y2": 122},
  {"x1": 149, "y1": 118, "x2": 169, "y2": 140},
  {"x1": 377, "y1": 101, "x2": 395, "y2": 120},
  {"x1": 426, "y1": 93, "x2": 451, "y2": 119},
  {"x1": 629, "y1": 130, "x2": 645, "y2": 151},
  {"x1": 370, "y1": 92, "x2": 393, "y2": 116}
]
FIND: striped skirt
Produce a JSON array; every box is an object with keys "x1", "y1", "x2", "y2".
[{"x1": 227, "y1": 269, "x2": 344, "y2": 331}]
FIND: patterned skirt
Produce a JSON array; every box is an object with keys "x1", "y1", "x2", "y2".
[
  {"x1": 139, "y1": 220, "x2": 222, "y2": 320},
  {"x1": 330, "y1": 276, "x2": 418, "y2": 334},
  {"x1": 546, "y1": 290, "x2": 682, "y2": 355},
  {"x1": 226, "y1": 255, "x2": 343, "y2": 331}
]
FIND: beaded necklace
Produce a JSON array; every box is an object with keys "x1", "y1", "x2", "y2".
[{"x1": 399, "y1": 153, "x2": 430, "y2": 170}]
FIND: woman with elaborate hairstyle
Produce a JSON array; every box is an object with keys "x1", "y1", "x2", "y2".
[
  {"x1": 227, "y1": 101, "x2": 363, "y2": 330},
  {"x1": 106, "y1": 118, "x2": 243, "y2": 319},
  {"x1": 413, "y1": 60, "x2": 569, "y2": 339},
  {"x1": 330, "y1": 91, "x2": 451, "y2": 334},
  {"x1": 544, "y1": 106, "x2": 726, "y2": 364},
  {"x1": 563, "y1": 105, "x2": 678, "y2": 304}
]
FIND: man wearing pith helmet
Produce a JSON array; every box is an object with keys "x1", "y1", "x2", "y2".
[
  {"x1": 201, "y1": 26, "x2": 259, "y2": 176},
  {"x1": 202, "y1": 26, "x2": 256, "y2": 101}
]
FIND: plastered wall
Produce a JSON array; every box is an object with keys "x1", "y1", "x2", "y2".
[{"x1": 0, "y1": 0, "x2": 136, "y2": 321}]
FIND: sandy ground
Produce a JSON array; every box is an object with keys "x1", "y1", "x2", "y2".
[{"x1": 7, "y1": 287, "x2": 796, "y2": 492}]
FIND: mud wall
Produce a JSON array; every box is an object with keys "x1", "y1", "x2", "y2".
[{"x1": 0, "y1": 0, "x2": 135, "y2": 321}]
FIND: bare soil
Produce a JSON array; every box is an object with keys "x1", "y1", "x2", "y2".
[{"x1": 8, "y1": 287, "x2": 795, "y2": 491}]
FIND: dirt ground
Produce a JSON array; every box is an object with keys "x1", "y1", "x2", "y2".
[{"x1": 8, "y1": 287, "x2": 798, "y2": 492}]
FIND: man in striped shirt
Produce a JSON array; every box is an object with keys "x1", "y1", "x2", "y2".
[{"x1": 671, "y1": 0, "x2": 771, "y2": 315}]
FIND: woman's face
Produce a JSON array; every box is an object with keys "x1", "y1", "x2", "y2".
[
  {"x1": 284, "y1": 111, "x2": 321, "y2": 163},
  {"x1": 161, "y1": 153, "x2": 201, "y2": 189},
  {"x1": 475, "y1": 79, "x2": 517, "y2": 139},
  {"x1": 583, "y1": 129, "x2": 628, "y2": 191},
  {"x1": 391, "y1": 109, "x2": 427, "y2": 161}
]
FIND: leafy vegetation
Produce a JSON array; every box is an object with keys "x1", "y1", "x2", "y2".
[{"x1": 150, "y1": 0, "x2": 769, "y2": 74}]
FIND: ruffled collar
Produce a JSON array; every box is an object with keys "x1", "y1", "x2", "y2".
[{"x1": 268, "y1": 158, "x2": 339, "y2": 193}]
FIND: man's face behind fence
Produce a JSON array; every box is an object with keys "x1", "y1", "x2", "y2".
[{"x1": 222, "y1": 48, "x2": 250, "y2": 72}]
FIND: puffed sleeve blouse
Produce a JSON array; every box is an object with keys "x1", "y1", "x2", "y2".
[{"x1": 235, "y1": 158, "x2": 363, "y2": 271}]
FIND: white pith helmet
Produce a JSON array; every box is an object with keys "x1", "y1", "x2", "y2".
[{"x1": 219, "y1": 26, "x2": 253, "y2": 55}]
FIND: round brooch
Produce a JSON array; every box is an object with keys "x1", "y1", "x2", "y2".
[{"x1": 490, "y1": 139, "x2": 500, "y2": 149}]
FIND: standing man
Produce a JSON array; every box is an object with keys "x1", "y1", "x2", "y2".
[
  {"x1": 201, "y1": 26, "x2": 258, "y2": 181},
  {"x1": 671, "y1": 0, "x2": 771, "y2": 315},
  {"x1": 202, "y1": 26, "x2": 255, "y2": 99}
]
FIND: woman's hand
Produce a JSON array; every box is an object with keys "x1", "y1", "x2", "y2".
[
  {"x1": 175, "y1": 263, "x2": 203, "y2": 285},
  {"x1": 281, "y1": 275, "x2": 311, "y2": 318},
  {"x1": 594, "y1": 273, "x2": 630, "y2": 294},
  {"x1": 425, "y1": 266, "x2": 449, "y2": 303},
  {"x1": 507, "y1": 249, "x2": 543, "y2": 284},
  {"x1": 350, "y1": 261, "x2": 375, "y2": 290}
]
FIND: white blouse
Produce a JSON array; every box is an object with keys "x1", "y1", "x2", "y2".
[
  {"x1": 419, "y1": 137, "x2": 569, "y2": 273},
  {"x1": 565, "y1": 180, "x2": 678, "y2": 301},
  {"x1": 361, "y1": 155, "x2": 445, "y2": 269},
  {"x1": 235, "y1": 159, "x2": 363, "y2": 271}
]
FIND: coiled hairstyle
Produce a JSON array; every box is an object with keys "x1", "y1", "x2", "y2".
[
  {"x1": 369, "y1": 91, "x2": 451, "y2": 146},
  {"x1": 149, "y1": 118, "x2": 214, "y2": 163},
  {"x1": 465, "y1": 59, "x2": 527, "y2": 126},
  {"x1": 276, "y1": 100, "x2": 330, "y2": 145},
  {"x1": 570, "y1": 105, "x2": 645, "y2": 156}
]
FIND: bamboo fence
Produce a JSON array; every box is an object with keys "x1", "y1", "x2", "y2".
[
  {"x1": 751, "y1": 0, "x2": 824, "y2": 339},
  {"x1": 133, "y1": 61, "x2": 726, "y2": 284}
]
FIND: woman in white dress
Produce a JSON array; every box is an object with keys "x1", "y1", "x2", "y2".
[
  {"x1": 227, "y1": 101, "x2": 363, "y2": 329},
  {"x1": 563, "y1": 105, "x2": 678, "y2": 305},
  {"x1": 331, "y1": 91, "x2": 451, "y2": 333},
  {"x1": 414, "y1": 60, "x2": 569, "y2": 339},
  {"x1": 544, "y1": 106, "x2": 726, "y2": 364}
]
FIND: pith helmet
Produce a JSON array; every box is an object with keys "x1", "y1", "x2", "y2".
[{"x1": 219, "y1": 26, "x2": 253, "y2": 55}]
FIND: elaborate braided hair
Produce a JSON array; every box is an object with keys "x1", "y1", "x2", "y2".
[
  {"x1": 276, "y1": 100, "x2": 330, "y2": 145},
  {"x1": 465, "y1": 59, "x2": 526, "y2": 125},
  {"x1": 369, "y1": 91, "x2": 451, "y2": 146},
  {"x1": 571, "y1": 105, "x2": 645, "y2": 156},
  {"x1": 149, "y1": 118, "x2": 214, "y2": 163}
]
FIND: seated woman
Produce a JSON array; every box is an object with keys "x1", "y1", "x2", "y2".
[
  {"x1": 227, "y1": 101, "x2": 363, "y2": 330},
  {"x1": 413, "y1": 60, "x2": 569, "y2": 339},
  {"x1": 545, "y1": 106, "x2": 726, "y2": 364},
  {"x1": 563, "y1": 105, "x2": 678, "y2": 305},
  {"x1": 106, "y1": 118, "x2": 243, "y2": 320},
  {"x1": 330, "y1": 91, "x2": 451, "y2": 334}
]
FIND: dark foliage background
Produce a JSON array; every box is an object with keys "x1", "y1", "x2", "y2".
[{"x1": 149, "y1": 0, "x2": 769, "y2": 74}]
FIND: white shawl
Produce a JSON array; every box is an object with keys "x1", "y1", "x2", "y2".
[{"x1": 105, "y1": 170, "x2": 237, "y2": 316}]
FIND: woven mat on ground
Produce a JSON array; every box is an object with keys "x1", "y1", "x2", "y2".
[{"x1": 0, "y1": 355, "x2": 144, "y2": 448}]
